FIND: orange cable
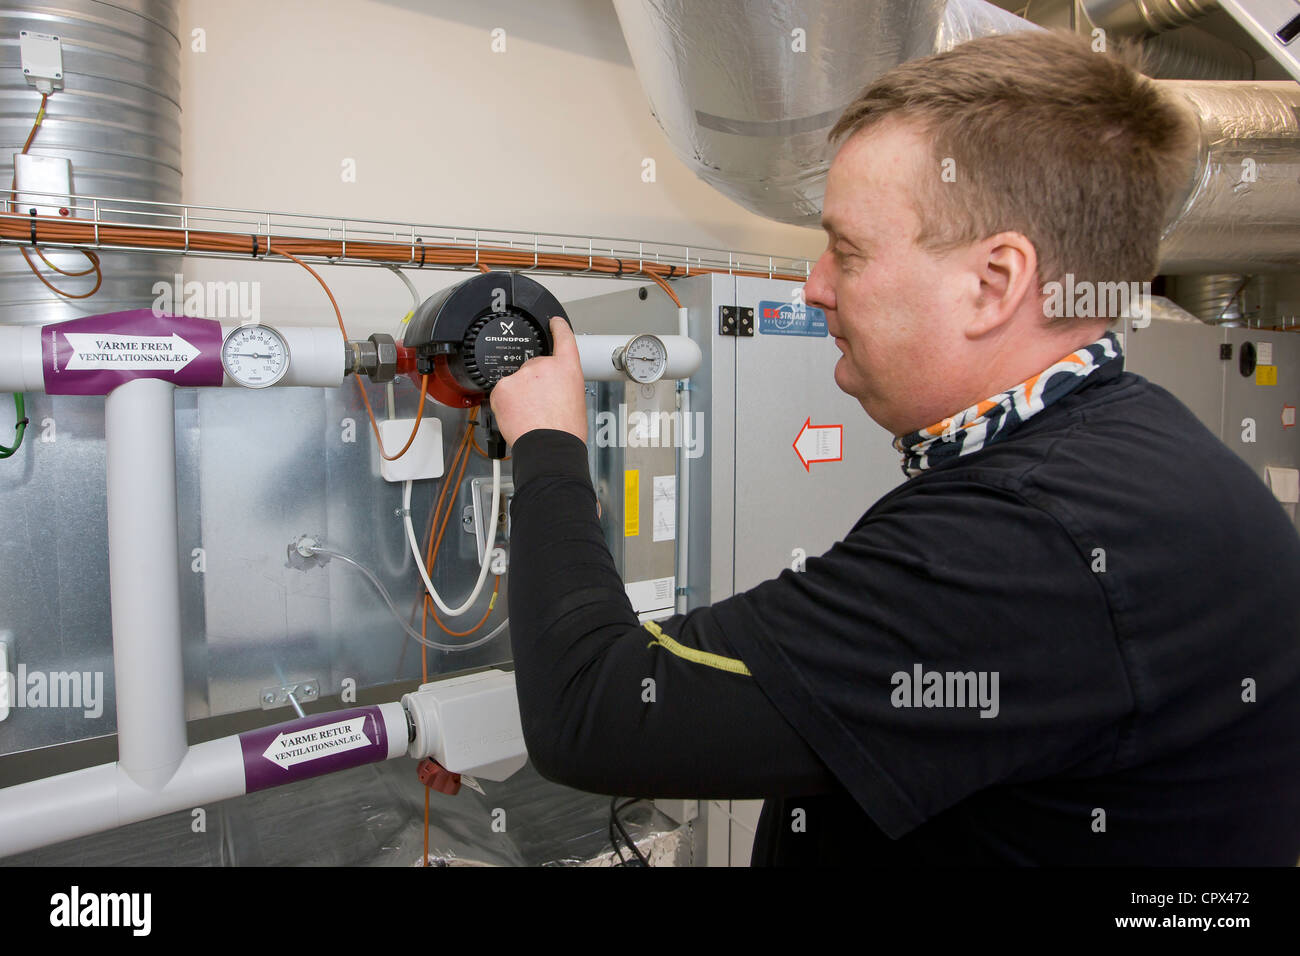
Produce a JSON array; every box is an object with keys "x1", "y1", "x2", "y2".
[
  {"x1": 421, "y1": 593, "x2": 429, "y2": 865},
  {"x1": 0, "y1": 214, "x2": 807, "y2": 284},
  {"x1": 19, "y1": 246, "x2": 102, "y2": 298},
  {"x1": 405, "y1": 411, "x2": 475, "y2": 632},
  {"x1": 35, "y1": 246, "x2": 97, "y2": 275},
  {"x1": 643, "y1": 269, "x2": 682, "y2": 307},
  {"x1": 425, "y1": 410, "x2": 499, "y2": 637},
  {"x1": 264, "y1": 242, "x2": 426, "y2": 461},
  {"x1": 20, "y1": 93, "x2": 47, "y2": 152},
  {"x1": 11, "y1": 94, "x2": 102, "y2": 298},
  {"x1": 471, "y1": 429, "x2": 509, "y2": 460},
  {"x1": 419, "y1": 410, "x2": 488, "y2": 864}
]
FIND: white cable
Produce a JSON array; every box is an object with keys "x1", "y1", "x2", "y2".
[
  {"x1": 386, "y1": 265, "x2": 421, "y2": 313},
  {"x1": 385, "y1": 266, "x2": 421, "y2": 419},
  {"x1": 310, "y1": 545, "x2": 506, "y2": 653},
  {"x1": 403, "y1": 457, "x2": 501, "y2": 617}
]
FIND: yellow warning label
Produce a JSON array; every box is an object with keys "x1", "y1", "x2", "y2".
[
  {"x1": 624, "y1": 470, "x2": 639, "y2": 537},
  {"x1": 1257, "y1": 365, "x2": 1278, "y2": 386}
]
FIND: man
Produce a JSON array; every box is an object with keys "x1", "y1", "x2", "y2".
[{"x1": 488, "y1": 31, "x2": 1300, "y2": 865}]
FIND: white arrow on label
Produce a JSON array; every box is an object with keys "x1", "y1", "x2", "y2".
[
  {"x1": 793, "y1": 417, "x2": 843, "y2": 471},
  {"x1": 261, "y1": 716, "x2": 372, "y2": 770},
  {"x1": 63, "y1": 332, "x2": 202, "y2": 373}
]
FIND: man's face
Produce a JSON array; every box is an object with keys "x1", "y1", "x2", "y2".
[{"x1": 805, "y1": 119, "x2": 976, "y2": 437}]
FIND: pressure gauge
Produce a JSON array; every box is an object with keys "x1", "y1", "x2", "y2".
[
  {"x1": 221, "y1": 324, "x2": 290, "y2": 388},
  {"x1": 614, "y1": 333, "x2": 668, "y2": 384}
]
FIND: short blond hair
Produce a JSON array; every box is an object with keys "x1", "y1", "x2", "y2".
[{"x1": 829, "y1": 30, "x2": 1198, "y2": 318}]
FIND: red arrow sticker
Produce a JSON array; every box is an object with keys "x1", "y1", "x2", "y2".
[{"x1": 793, "y1": 417, "x2": 843, "y2": 471}]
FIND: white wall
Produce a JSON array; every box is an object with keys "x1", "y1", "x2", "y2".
[{"x1": 178, "y1": 0, "x2": 824, "y2": 332}]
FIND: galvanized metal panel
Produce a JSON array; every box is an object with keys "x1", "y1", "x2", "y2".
[
  {"x1": 0, "y1": 392, "x2": 116, "y2": 755},
  {"x1": 591, "y1": 378, "x2": 678, "y2": 613},
  {"x1": 731, "y1": 275, "x2": 901, "y2": 593},
  {"x1": 0, "y1": 0, "x2": 182, "y2": 324},
  {"x1": 562, "y1": 273, "x2": 735, "y2": 607},
  {"x1": 0, "y1": 380, "x2": 516, "y2": 760}
]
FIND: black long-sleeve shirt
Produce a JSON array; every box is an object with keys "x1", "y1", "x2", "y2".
[{"x1": 506, "y1": 359, "x2": 1300, "y2": 865}]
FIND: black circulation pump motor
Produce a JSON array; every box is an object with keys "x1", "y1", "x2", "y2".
[{"x1": 403, "y1": 271, "x2": 571, "y2": 459}]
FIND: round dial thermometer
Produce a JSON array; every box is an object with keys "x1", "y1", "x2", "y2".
[
  {"x1": 222, "y1": 325, "x2": 290, "y2": 388},
  {"x1": 615, "y1": 333, "x2": 668, "y2": 384}
]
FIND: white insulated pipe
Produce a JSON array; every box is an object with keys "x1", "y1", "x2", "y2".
[
  {"x1": 0, "y1": 737, "x2": 244, "y2": 857},
  {"x1": 0, "y1": 323, "x2": 344, "y2": 395},
  {"x1": 105, "y1": 377, "x2": 188, "y2": 790},
  {"x1": 0, "y1": 703, "x2": 409, "y2": 859},
  {"x1": 576, "y1": 333, "x2": 701, "y2": 382},
  {"x1": 219, "y1": 324, "x2": 344, "y2": 388},
  {"x1": 0, "y1": 325, "x2": 44, "y2": 393},
  {"x1": 4, "y1": 324, "x2": 695, "y2": 392}
]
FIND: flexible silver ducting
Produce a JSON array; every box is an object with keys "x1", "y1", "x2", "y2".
[
  {"x1": 1142, "y1": 27, "x2": 1254, "y2": 79},
  {"x1": 611, "y1": 0, "x2": 1033, "y2": 226},
  {"x1": 1159, "y1": 81, "x2": 1300, "y2": 273},
  {"x1": 615, "y1": 1, "x2": 1297, "y2": 274},
  {"x1": 1082, "y1": 0, "x2": 1221, "y2": 35}
]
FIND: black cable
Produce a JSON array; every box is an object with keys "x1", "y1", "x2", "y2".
[
  {"x1": 608, "y1": 799, "x2": 629, "y2": 866},
  {"x1": 615, "y1": 798, "x2": 649, "y2": 866},
  {"x1": 609, "y1": 797, "x2": 649, "y2": 867}
]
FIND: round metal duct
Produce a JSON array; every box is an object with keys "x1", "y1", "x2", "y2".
[
  {"x1": 1159, "y1": 81, "x2": 1300, "y2": 273},
  {"x1": 612, "y1": 0, "x2": 1033, "y2": 226},
  {"x1": 0, "y1": 0, "x2": 181, "y2": 326},
  {"x1": 1169, "y1": 273, "x2": 1247, "y2": 322}
]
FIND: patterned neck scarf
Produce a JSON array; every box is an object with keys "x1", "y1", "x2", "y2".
[{"x1": 893, "y1": 331, "x2": 1123, "y2": 477}]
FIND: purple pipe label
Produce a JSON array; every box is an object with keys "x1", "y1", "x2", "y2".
[
  {"x1": 240, "y1": 706, "x2": 390, "y2": 793},
  {"x1": 41, "y1": 309, "x2": 224, "y2": 396}
]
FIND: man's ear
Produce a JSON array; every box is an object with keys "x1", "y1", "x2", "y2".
[{"x1": 966, "y1": 231, "x2": 1037, "y2": 339}]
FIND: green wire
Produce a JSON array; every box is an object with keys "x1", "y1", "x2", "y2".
[{"x1": 0, "y1": 393, "x2": 27, "y2": 459}]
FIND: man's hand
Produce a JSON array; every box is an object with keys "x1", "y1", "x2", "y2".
[{"x1": 489, "y1": 316, "x2": 587, "y2": 447}]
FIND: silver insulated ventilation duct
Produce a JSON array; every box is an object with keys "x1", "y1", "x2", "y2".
[
  {"x1": 1158, "y1": 81, "x2": 1300, "y2": 273},
  {"x1": 616, "y1": 1, "x2": 1300, "y2": 274},
  {"x1": 611, "y1": 0, "x2": 1033, "y2": 226},
  {"x1": 0, "y1": 0, "x2": 181, "y2": 325}
]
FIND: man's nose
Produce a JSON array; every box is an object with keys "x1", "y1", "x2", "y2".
[{"x1": 805, "y1": 251, "x2": 835, "y2": 313}]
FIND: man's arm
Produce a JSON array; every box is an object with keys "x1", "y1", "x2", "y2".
[
  {"x1": 508, "y1": 428, "x2": 836, "y2": 799},
  {"x1": 492, "y1": 317, "x2": 1126, "y2": 838},
  {"x1": 509, "y1": 432, "x2": 1129, "y2": 840}
]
